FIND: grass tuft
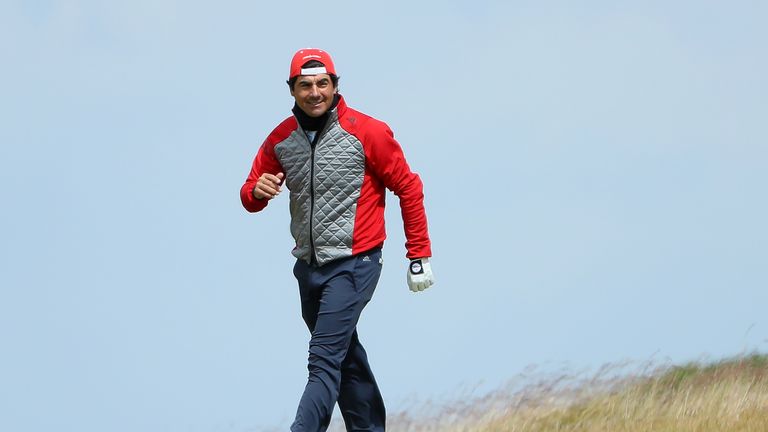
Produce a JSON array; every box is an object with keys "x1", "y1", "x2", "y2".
[{"x1": 330, "y1": 352, "x2": 768, "y2": 431}]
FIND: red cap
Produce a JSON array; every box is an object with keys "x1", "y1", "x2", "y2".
[{"x1": 289, "y1": 48, "x2": 336, "y2": 80}]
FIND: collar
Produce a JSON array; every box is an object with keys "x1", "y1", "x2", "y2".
[{"x1": 292, "y1": 94, "x2": 343, "y2": 132}]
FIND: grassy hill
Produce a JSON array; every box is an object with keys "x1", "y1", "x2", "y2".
[{"x1": 334, "y1": 353, "x2": 768, "y2": 431}]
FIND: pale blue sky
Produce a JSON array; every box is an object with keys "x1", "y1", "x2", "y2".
[{"x1": 1, "y1": 1, "x2": 767, "y2": 430}]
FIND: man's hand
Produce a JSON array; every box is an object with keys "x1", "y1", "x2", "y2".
[
  {"x1": 407, "y1": 258, "x2": 435, "y2": 292},
  {"x1": 253, "y1": 172, "x2": 285, "y2": 200}
]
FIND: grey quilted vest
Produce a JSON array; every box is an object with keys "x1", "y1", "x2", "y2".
[{"x1": 274, "y1": 107, "x2": 364, "y2": 266}]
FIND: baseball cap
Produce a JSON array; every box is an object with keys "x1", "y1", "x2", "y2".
[{"x1": 289, "y1": 48, "x2": 336, "y2": 79}]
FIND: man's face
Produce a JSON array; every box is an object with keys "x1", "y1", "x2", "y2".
[{"x1": 291, "y1": 74, "x2": 337, "y2": 117}]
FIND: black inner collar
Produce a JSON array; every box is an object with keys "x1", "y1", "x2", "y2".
[{"x1": 292, "y1": 94, "x2": 341, "y2": 132}]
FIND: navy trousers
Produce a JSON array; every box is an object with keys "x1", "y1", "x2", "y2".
[{"x1": 290, "y1": 249, "x2": 386, "y2": 432}]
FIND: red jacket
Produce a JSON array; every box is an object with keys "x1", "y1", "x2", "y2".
[{"x1": 240, "y1": 95, "x2": 431, "y2": 265}]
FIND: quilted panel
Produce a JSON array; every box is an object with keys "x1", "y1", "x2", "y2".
[
  {"x1": 273, "y1": 117, "x2": 365, "y2": 265},
  {"x1": 311, "y1": 122, "x2": 365, "y2": 264},
  {"x1": 274, "y1": 130, "x2": 313, "y2": 261}
]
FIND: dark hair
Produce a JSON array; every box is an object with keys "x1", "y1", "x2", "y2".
[{"x1": 287, "y1": 60, "x2": 339, "y2": 90}]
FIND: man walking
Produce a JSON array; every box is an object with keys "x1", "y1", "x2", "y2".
[{"x1": 240, "y1": 48, "x2": 435, "y2": 431}]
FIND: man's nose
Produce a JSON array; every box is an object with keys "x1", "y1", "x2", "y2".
[{"x1": 308, "y1": 84, "x2": 320, "y2": 97}]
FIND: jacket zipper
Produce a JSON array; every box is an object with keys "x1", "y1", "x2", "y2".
[{"x1": 309, "y1": 135, "x2": 317, "y2": 265}]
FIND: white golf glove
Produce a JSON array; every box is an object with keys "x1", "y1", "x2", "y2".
[{"x1": 407, "y1": 258, "x2": 435, "y2": 292}]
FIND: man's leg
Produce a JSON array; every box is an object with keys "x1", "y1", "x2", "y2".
[
  {"x1": 337, "y1": 330, "x2": 386, "y2": 431},
  {"x1": 291, "y1": 250, "x2": 381, "y2": 432}
]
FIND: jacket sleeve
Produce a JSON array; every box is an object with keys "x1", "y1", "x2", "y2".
[
  {"x1": 365, "y1": 123, "x2": 432, "y2": 259},
  {"x1": 240, "y1": 137, "x2": 284, "y2": 213}
]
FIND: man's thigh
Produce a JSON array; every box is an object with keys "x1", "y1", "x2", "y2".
[{"x1": 300, "y1": 250, "x2": 382, "y2": 347}]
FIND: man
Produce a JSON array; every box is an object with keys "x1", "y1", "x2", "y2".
[{"x1": 240, "y1": 48, "x2": 435, "y2": 432}]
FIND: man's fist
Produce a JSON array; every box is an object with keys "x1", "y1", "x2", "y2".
[
  {"x1": 407, "y1": 258, "x2": 435, "y2": 292},
  {"x1": 253, "y1": 172, "x2": 284, "y2": 200}
]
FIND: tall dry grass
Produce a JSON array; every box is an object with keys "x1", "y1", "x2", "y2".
[{"x1": 331, "y1": 353, "x2": 768, "y2": 432}]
